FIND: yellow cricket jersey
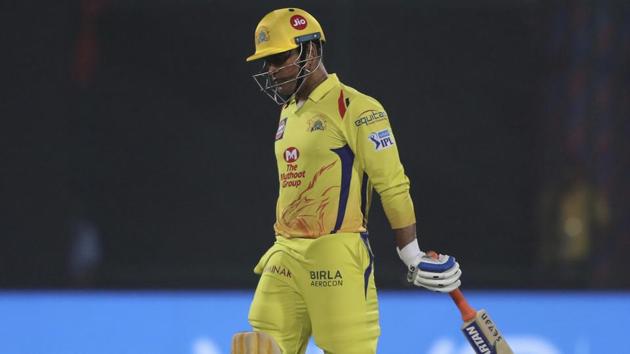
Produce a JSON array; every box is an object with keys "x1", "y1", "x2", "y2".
[{"x1": 274, "y1": 74, "x2": 415, "y2": 238}]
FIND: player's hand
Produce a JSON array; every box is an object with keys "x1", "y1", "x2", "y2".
[
  {"x1": 397, "y1": 239, "x2": 461, "y2": 293},
  {"x1": 407, "y1": 252, "x2": 461, "y2": 293}
]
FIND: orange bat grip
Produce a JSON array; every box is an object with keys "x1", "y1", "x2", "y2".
[
  {"x1": 426, "y1": 251, "x2": 477, "y2": 322},
  {"x1": 449, "y1": 289, "x2": 477, "y2": 322}
]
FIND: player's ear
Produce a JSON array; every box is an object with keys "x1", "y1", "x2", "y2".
[
  {"x1": 314, "y1": 41, "x2": 322, "y2": 57},
  {"x1": 307, "y1": 42, "x2": 321, "y2": 69},
  {"x1": 308, "y1": 41, "x2": 319, "y2": 58}
]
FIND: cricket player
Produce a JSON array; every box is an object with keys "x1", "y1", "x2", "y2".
[{"x1": 236, "y1": 8, "x2": 462, "y2": 354}]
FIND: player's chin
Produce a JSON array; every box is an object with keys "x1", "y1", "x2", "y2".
[{"x1": 275, "y1": 82, "x2": 297, "y2": 95}]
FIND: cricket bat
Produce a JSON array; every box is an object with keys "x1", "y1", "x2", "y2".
[
  {"x1": 447, "y1": 289, "x2": 514, "y2": 354},
  {"x1": 426, "y1": 251, "x2": 513, "y2": 354}
]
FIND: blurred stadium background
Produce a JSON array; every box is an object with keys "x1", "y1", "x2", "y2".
[{"x1": 2, "y1": 0, "x2": 629, "y2": 353}]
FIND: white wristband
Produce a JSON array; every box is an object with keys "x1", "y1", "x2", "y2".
[{"x1": 396, "y1": 238, "x2": 425, "y2": 268}]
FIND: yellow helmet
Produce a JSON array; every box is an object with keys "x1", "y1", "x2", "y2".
[{"x1": 246, "y1": 8, "x2": 326, "y2": 62}]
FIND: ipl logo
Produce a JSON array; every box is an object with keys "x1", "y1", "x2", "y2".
[{"x1": 368, "y1": 129, "x2": 395, "y2": 151}]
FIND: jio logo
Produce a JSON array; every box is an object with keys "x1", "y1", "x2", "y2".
[
  {"x1": 283, "y1": 147, "x2": 300, "y2": 163},
  {"x1": 290, "y1": 15, "x2": 307, "y2": 30}
]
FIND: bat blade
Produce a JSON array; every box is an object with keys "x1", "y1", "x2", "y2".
[
  {"x1": 460, "y1": 309, "x2": 513, "y2": 354},
  {"x1": 424, "y1": 252, "x2": 513, "y2": 353}
]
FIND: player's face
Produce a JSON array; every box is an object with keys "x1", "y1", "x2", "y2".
[{"x1": 264, "y1": 49, "x2": 300, "y2": 95}]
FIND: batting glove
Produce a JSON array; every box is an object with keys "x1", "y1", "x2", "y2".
[{"x1": 397, "y1": 239, "x2": 462, "y2": 293}]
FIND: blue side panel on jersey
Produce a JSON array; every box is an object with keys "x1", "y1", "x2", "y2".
[
  {"x1": 360, "y1": 232, "x2": 374, "y2": 298},
  {"x1": 360, "y1": 172, "x2": 369, "y2": 227},
  {"x1": 330, "y1": 145, "x2": 354, "y2": 233}
]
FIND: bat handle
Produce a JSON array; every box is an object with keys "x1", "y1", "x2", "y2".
[
  {"x1": 449, "y1": 289, "x2": 477, "y2": 322},
  {"x1": 425, "y1": 251, "x2": 477, "y2": 322}
]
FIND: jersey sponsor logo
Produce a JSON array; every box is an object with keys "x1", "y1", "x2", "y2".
[
  {"x1": 283, "y1": 147, "x2": 300, "y2": 163},
  {"x1": 307, "y1": 116, "x2": 326, "y2": 132},
  {"x1": 276, "y1": 117, "x2": 288, "y2": 140},
  {"x1": 281, "y1": 163, "x2": 305, "y2": 188},
  {"x1": 263, "y1": 264, "x2": 292, "y2": 278},
  {"x1": 290, "y1": 15, "x2": 307, "y2": 30},
  {"x1": 281, "y1": 148, "x2": 306, "y2": 188},
  {"x1": 368, "y1": 129, "x2": 395, "y2": 151},
  {"x1": 310, "y1": 269, "x2": 343, "y2": 287},
  {"x1": 354, "y1": 110, "x2": 388, "y2": 126}
]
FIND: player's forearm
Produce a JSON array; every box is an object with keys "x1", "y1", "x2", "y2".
[
  {"x1": 380, "y1": 188, "x2": 416, "y2": 229},
  {"x1": 393, "y1": 223, "x2": 417, "y2": 249}
]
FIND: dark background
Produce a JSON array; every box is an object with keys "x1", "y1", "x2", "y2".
[{"x1": 2, "y1": 0, "x2": 629, "y2": 289}]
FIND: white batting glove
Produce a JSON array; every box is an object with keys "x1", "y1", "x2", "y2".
[{"x1": 397, "y1": 239, "x2": 462, "y2": 293}]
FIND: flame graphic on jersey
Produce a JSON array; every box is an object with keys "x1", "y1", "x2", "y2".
[{"x1": 280, "y1": 160, "x2": 339, "y2": 236}]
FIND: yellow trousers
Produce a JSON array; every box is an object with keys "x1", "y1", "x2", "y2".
[{"x1": 248, "y1": 233, "x2": 380, "y2": 354}]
